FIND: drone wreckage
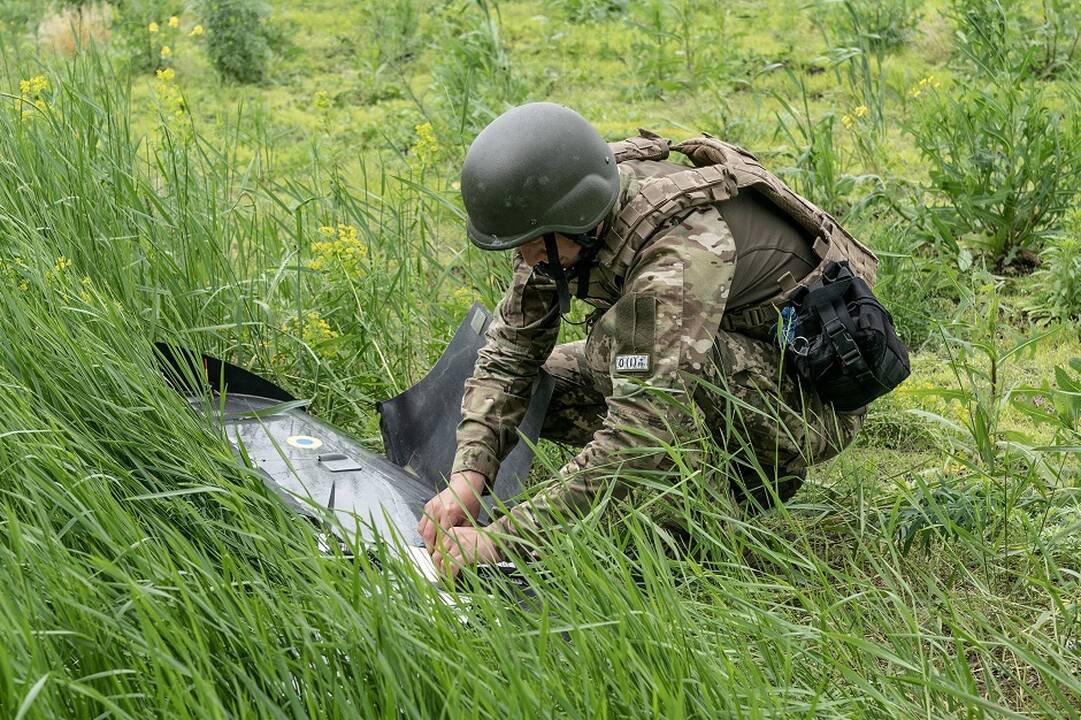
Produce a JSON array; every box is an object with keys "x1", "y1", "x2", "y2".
[{"x1": 157, "y1": 304, "x2": 553, "y2": 600}]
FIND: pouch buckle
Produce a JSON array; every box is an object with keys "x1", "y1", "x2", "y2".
[{"x1": 824, "y1": 318, "x2": 862, "y2": 368}]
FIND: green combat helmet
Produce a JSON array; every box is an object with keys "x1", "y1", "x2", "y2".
[{"x1": 460, "y1": 102, "x2": 620, "y2": 313}]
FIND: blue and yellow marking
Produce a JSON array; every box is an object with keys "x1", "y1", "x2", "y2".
[{"x1": 286, "y1": 435, "x2": 323, "y2": 450}]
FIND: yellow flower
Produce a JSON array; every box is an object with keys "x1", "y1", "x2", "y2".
[
  {"x1": 54, "y1": 256, "x2": 72, "y2": 272},
  {"x1": 445, "y1": 286, "x2": 474, "y2": 311},
  {"x1": 154, "y1": 74, "x2": 186, "y2": 119},
  {"x1": 160, "y1": 46, "x2": 172, "y2": 59},
  {"x1": 841, "y1": 114, "x2": 854, "y2": 129},
  {"x1": 908, "y1": 75, "x2": 941, "y2": 99},
  {"x1": 189, "y1": 24, "x2": 204, "y2": 37},
  {"x1": 410, "y1": 122, "x2": 441, "y2": 167},
  {"x1": 853, "y1": 104, "x2": 868, "y2": 118},
  {"x1": 168, "y1": 16, "x2": 179, "y2": 28},
  {"x1": 337, "y1": 224, "x2": 359, "y2": 244},
  {"x1": 281, "y1": 311, "x2": 341, "y2": 351},
  {"x1": 19, "y1": 75, "x2": 48, "y2": 97},
  {"x1": 309, "y1": 224, "x2": 368, "y2": 276},
  {"x1": 148, "y1": 22, "x2": 159, "y2": 33}
]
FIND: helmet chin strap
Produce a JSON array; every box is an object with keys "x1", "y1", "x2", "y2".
[
  {"x1": 541, "y1": 233, "x2": 573, "y2": 314},
  {"x1": 538, "y1": 223, "x2": 608, "y2": 315}
]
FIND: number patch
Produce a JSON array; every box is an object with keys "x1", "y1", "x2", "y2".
[{"x1": 614, "y1": 354, "x2": 651, "y2": 373}]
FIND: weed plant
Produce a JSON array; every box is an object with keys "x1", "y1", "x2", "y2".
[
  {"x1": 810, "y1": 0, "x2": 923, "y2": 52},
  {"x1": 549, "y1": 0, "x2": 628, "y2": 23},
  {"x1": 1026, "y1": 210, "x2": 1081, "y2": 323},
  {"x1": 949, "y1": 0, "x2": 1080, "y2": 79},
  {"x1": 903, "y1": 81, "x2": 1081, "y2": 267},
  {"x1": 623, "y1": 0, "x2": 716, "y2": 100},
  {"x1": 368, "y1": 0, "x2": 421, "y2": 66},
  {"x1": 431, "y1": 0, "x2": 526, "y2": 143},
  {"x1": 624, "y1": 0, "x2": 681, "y2": 100},
  {"x1": 858, "y1": 220, "x2": 959, "y2": 348},
  {"x1": 202, "y1": 0, "x2": 271, "y2": 83},
  {"x1": 899, "y1": 301, "x2": 1079, "y2": 588},
  {"x1": 772, "y1": 70, "x2": 879, "y2": 214},
  {"x1": 111, "y1": 0, "x2": 183, "y2": 73}
]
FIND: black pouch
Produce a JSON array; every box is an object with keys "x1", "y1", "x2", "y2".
[{"x1": 781, "y1": 261, "x2": 910, "y2": 412}]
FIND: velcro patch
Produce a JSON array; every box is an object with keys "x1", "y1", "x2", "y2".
[{"x1": 614, "y1": 354, "x2": 651, "y2": 373}]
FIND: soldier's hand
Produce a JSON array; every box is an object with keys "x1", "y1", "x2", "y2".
[
  {"x1": 431, "y1": 525, "x2": 501, "y2": 581},
  {"x1": 418, "y1": 470, "x2": 486, "y2": 554}
]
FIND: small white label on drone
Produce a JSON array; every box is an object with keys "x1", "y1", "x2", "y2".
[
  {"x1": 287, "y1": 435, "x2": 323, "y2": 450},
  {"x1": 614, "y1": 354, "x2": 650, "y2": 373}
]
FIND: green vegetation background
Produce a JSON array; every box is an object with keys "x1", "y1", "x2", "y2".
[{"x1": 0, "y1": 0, "x2": 1078, "y2": 717}]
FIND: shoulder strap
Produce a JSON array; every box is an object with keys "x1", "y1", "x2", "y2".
[
  {"x1": 607, "y1": 128, "x2": 671, "y2": 164},
  {"x1": 604, "y1": 131, "x2": 879, "y2": 337},
  {"x1": 675, "y1": 136, "x2": 877, "y2": 270},
  {"x1": 673, "y1": 135, "x2": 762, "y2": 166},
  {"x1": 604, "y1": 164, "x2": 739, "y2": 263}
]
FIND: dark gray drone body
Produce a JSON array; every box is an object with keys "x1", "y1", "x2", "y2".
[
  {"x1": 192, "y1": 392, "x2": 434, "y2": 547},
  {"x1": 158, "y1": 304, "x2": 553, "y2": 557}
]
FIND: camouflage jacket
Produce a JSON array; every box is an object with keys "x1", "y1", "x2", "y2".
[{"x1": 451, "y1": 159, "x2": 798, "y2": 540}]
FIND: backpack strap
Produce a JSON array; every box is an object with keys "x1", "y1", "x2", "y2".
[
  {"x1": 673, "y1": 135, "x2": 761, "y2": 166},
  {"x1": 607, "y1": 129, "x2": 671, "y2": 163},
  {"x1": 605, "y1": 132, "x2": 880, "y2": 340},
  {"x1": 602, "y1": 164, "x2": 740, "y2": 266},
  {"x1": 671, "y1": 136, "x2": 880, "y2": 338}
]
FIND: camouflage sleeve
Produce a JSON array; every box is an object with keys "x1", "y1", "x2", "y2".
[
  {"x1": 451, "y1": 250, "x2": 561, "y2": 484},
  {"x1": 500, "y1": 206, "x2": 737, "y2": 539}
]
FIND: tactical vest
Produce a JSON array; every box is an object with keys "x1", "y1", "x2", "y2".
[{"x1": 604, "y1": 130, "x2": 878, "y2": 340}]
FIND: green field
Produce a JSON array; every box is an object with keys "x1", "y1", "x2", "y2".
[{"x1": 0, "y1": 0, "x2": 1079, "y2": 716}]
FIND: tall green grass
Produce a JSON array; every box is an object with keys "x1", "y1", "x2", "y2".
[{"x1": 0, "y1": 9, "x2": 1077, "y2": 719}]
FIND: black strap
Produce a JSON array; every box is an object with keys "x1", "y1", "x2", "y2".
[
  {"x1": 573, "y1": 243, "x2": 600, "y2": 300},
  {"x1": 815, "y1": 299, "x2": 875, "y2": 385},
  {"x1": 802, "y1": 265, "x2": 874, "y2": 384},
  {"x1": 540, "y1": 222, "x2": 608, "y2": 316},
  {"x1": 543, "y1": 233, "x2": 572, "y2": 315}
]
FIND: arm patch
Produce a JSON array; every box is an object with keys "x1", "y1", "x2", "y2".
[{"x1": 611, "y1": 294, "x2": 656, "y2": 375}]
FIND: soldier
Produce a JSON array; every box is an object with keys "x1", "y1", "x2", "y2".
[{"x1": 417, "y1": 103, "x2": 876, "y2": 577}]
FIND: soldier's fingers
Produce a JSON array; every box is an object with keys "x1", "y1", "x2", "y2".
[
  {"x1": 443, "y1": 547, "x2": 464, "y2": 579},
  {"x1": 432, "y1": 548, "x2": 460, "y2": 580},
  {"x1": 434, "y1": 531, "x2": 456, "y2": 559},
  {"x1": 431, "y1": 549, "x2": 445, "y2": 575},
  {"x1": 419, "y1": 516, "x2": 436, "y2": 554},
  {"x1": 447, "y1": 505, "x2": 469, "y2": 527}
]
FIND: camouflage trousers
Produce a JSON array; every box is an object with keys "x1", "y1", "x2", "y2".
[{"x1": 538, "y1": 330, "x2": 865, "y2": 513}]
